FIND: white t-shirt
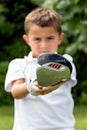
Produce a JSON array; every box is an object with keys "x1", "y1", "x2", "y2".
[{"x1": 5, "y1": 52, "x2": 77, "y2": 130}]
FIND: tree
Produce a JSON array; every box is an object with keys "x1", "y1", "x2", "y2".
[{"x1": 0, "y1": 0, "x2": 37, "y2": 61}]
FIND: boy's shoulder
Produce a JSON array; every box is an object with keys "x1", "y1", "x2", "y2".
[
  {"x1": 8, "y1": 58, "x2": 27, "y2": 71},
  {"x1": 10, "y1": 58, "x2": 26, "y2": 65},
  {"x1": 63, "y1": 54, "x2": 73, "y2": 62}
]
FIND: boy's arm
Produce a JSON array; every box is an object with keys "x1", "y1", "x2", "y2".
[
  {"x1": 11, "y1": 78, "x2": 29, "y2": 99},
  {"x1": 11, "y1": 79, "x2": 65, "y2": 99}
]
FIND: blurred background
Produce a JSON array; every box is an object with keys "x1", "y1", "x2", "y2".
[
  {"x1": 0, "y1": 0, "x2": 87, "y2": 106},
  {"x1": 0, "y1": 0, "x2": 87, "y2": 130}
]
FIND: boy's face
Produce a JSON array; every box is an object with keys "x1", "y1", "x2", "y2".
[{"x1": 23, "y1": 24, "x2": 64, "y2": 58}]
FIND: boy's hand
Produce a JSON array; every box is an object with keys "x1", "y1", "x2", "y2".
[
  {"x1": 27, "y1": 79, "x2": 69, "y2": 96},
  {"x1": 31, "y1": 80, "x2": 68, "y2": 95}
]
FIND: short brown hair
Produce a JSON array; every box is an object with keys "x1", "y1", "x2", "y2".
[{"x1": 24, "y1": 8, "x2": 62, "y2": 34}]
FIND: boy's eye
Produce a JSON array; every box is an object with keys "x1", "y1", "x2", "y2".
[
  {"x1": 48, "y1": 37, "x2": 54, "y2": 40},
  {"x1": 34, "y1": 38, "x2": 40, "y2": 41}
]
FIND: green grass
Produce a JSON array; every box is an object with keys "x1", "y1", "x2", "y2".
[
  {"x1": 0, "y1": 105, "x2": 87, "y2": 130},
  {"x1": 0, "y1": 106, "x2": 14, "y2": 130},
  {"x1": 74, "y1": 105, "x2": 87, "y2": 130}
]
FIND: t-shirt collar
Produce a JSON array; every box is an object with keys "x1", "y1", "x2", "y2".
[
  {"x1": 24, "y1": 51, "x2": 58, "y2": 62},
  {"x1": 24, "y1": 51, "x2": 37, "y2": 62}
]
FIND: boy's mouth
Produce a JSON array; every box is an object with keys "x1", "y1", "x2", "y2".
[{"x1": 40, "y1": 51, "x2": 50, "y2": 54}]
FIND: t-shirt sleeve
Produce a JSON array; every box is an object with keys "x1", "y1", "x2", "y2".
[
  {"x1": 5, "y1": 59, "x2": 26, "y2": 92},
  {"x1": 63, "y1": 54, "x2": 77, "y2": 87}
]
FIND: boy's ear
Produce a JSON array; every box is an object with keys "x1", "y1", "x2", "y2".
[
  {"x1": 22, "y1": 34, "x2": 30, "y2": 45},
  {"x1": 58, "y1": 33, "x2": 64, "y2": 45}
]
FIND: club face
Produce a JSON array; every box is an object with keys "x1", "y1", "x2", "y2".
[{"x1": 36, "y1": 63, "x2": 70, "y2": 87}]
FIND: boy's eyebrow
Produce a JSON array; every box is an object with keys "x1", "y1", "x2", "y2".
[
  {"x1": 33, "y1": 35, "x2": 55, "y2": 38},
  {"x1": 47, "y1": 35, "x2": 55, "y2": 37}
]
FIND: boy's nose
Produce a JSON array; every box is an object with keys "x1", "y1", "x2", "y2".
[
  {"x1": 41, "y1": 42, "x2": 49, "y2": 53},
  {"x1": 41, "y1": 40, "x2": 47, "y2": 48}
]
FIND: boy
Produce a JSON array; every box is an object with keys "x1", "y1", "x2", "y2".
[{"x1": 5, "y1": 8, "x2": 77, "y2": 130}]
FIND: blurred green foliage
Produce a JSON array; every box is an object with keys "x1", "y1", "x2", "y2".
[
  {"x1": 0, "y1": 61, "x2": 13, "y2": 105},
  {"x1": 0, "y1": 0, "x2": 87, "y2": 105},
  {"x1": 0, "y1": 0, "x2": 37, "y2": 61}
]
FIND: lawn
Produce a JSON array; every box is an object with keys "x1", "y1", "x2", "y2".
[
  {"x1": 0, "y1": 106, "x2": 14, "y2": 130},
  {"x1": 0, "y1": 105, "x2": 87, "y2": 130},
  {"x1": 74, "y1": 105, "x2": 87, "y2": 130}
]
